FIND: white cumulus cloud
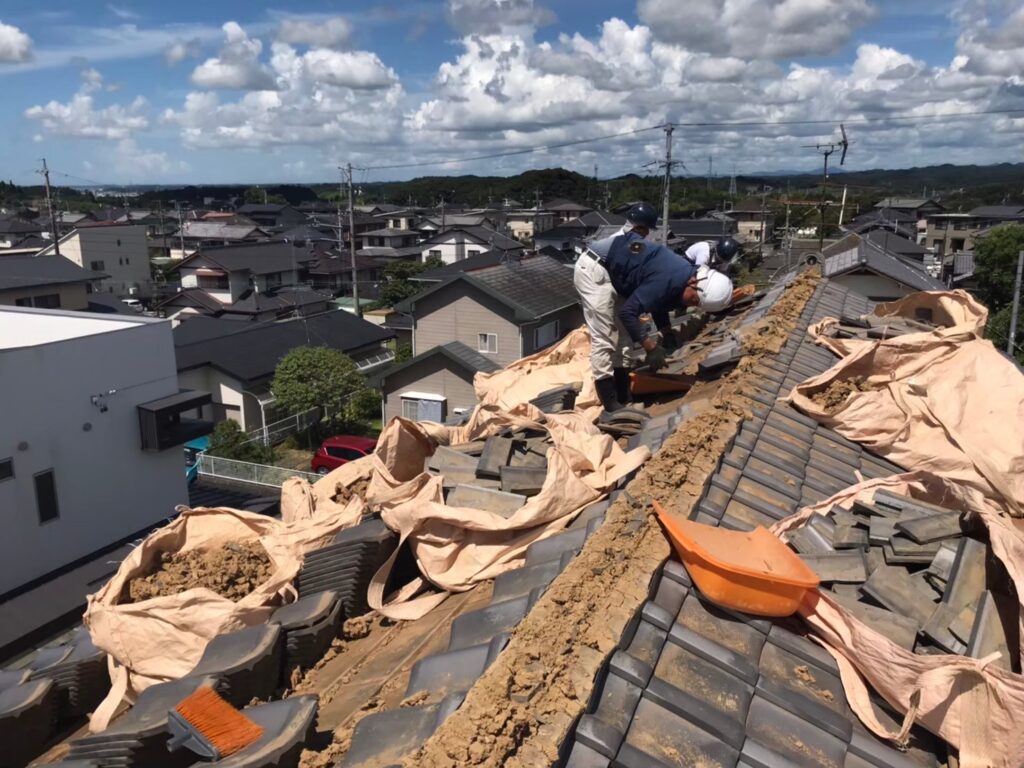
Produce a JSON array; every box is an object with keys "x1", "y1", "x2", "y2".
[
  {"x1": 165, "y1": 37, "x2": 201, "y2": 66},
  {"x1": 445, "y1": 0, "x2": 556, "y2": 35},
  {"x1": 303, "y1": 49, "x2": 397, "y2": 89},
  {"x1": 25, "y1": 70, "x2": 148, "y2": 140},
  {"x1": 191, "y1": 21, "x2": 277, "y2": 90},
  {"x1": 0, "y1": 20, "x2": 32, "y2": 62}
]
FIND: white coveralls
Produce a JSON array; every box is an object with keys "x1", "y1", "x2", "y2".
[{"x1": 573, "y1": 228, "x2": 639, "y2": 380}]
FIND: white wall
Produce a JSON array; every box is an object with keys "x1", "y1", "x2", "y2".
[
  {"x1": 41, "y1": 225, "x2": 151, "y2": 297},
  {"x1": 0, "y1": 308, "x2": 186, "y2": 594},
  {"x1": 832, "y1": 272, "x2": 917, "y2": 301},
  {"x1": 421, "y1": 232, "x2": 487, "y2": 265},
  {"x1": 177, "y1": 366, "x2": 248, "y2": 427}
]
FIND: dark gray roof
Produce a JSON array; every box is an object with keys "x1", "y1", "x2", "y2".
[
  {"x1": 173, "y1": 309, "x2": 394, "y2": 382},
  {"x1": 225, "y1": 288, "x2": 332, "y2": 315},
  {"x1": 85, "y1": 293, "x2": 139, "y2": 315},
  {"x1": 0, "y1": 254, "x2": 106, "y2": 292},
  {"x1": 398, "y1": 255, "x2": 576, "y2": 322},
  {"x1": 874, "y1": 197, "x2": 942, "y2": 210},
  {"x1": 0, "y1": 217, "x2": 43, "y2": 235},
  {"x1": 420, "y1": 226, "x2": 523, "y2": 252},
  {"x1": 863, "y1": 229, "x2": 929, "y2": 258},
  {"x1": 413, "y1": 250, "x2": 515, "y2": 282},
  {"x1": 177, "y1": 221, "x2": 266, "y2": 240},
  {"x1": 576, "y1": 211, "x2": 625, "y2": 227},
  {"x1": 824, "y1": 239, "x2": 944, "y2": 291},
  {"x1": 173, "y1": 241, "x2": 318, "y2": 275},
  {"x1": 543, "y1": 198, "x2": 591, "y2": 212},
  {"x1": 172, "y1": 315, "x2": 253, "y2": 346},
  {"x1": 273, "y1": 225, "x2": 336, "y2": 243},
  {"x1": 382, "y1": 340, "x2": 501, "y2": 383},
  {"x1": 967, "y1": 205, "x2": 1024, "y2": 219}
]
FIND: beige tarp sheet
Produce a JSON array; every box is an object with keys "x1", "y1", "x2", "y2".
[
  {"x1": 770, "y1": 290, "x2": 1024, "y2": 766},
  {"x1": 473, "y1": 326, "x2": 600, "y2": 415},
  {"x1": 774, "y1": 474, "x2": 1024, "y2": 767},
  {"x1": 84, "y1": 500, "x2": 364, "y2": 730},
  {"x1": 284, "y1": 404, "x2": 649, "y2": 621}
]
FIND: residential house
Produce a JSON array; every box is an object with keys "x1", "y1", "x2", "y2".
[
  {"x1": 274, "y1": 224, "x2": 337, "y2": 248},
  {"x1": 173, "y1": 311, "x2": 394, "y2": 432},
  {"x1": 822, "y1": 235, "x2": 944, "y2": 300},
  {"x1": 0, "y1": 306, "x2": 206, "y2": 598},
  {"x1": 873, "y1": 198, "x2": 945, "y2": 220},
  {"x1": 724, "y1": 199, "x2": 775, "y2": 244},
  {"x1": 502, "y1": 209, "x2": 555, "y2": 241},
  {"x1": 543, "y1": 198, "x2": 593, "y2": 224},
  {"x1": 845, "y1": 208, "x2": 919, "y2": 242},
  {"x1": 36, "y1": 222, "x2": 151, "y2": 298},
  {"x1": 234, "y1": 203, "x2": 308, "y2": 229},
  {"x1": 358, "y1": 227, "x2": 423, "y2": 261},
  {"x1": 395, "y1": 254, "x2": 581, "y2": 370},
  {"x1": 56, "y1": 211, "x2": 95, "y2": 235},
  {"x1": 380, "y1": 341, "x2": 500, "y2": 422},
  {"x1": 158, "y1": 287, "x2": 332, "y2": 322},
  {"x1": 668, "y1": 217, "x2": 739, "y2": 245},
  {"x1": 170, "y1": 220, "x2": 269, "y2": 260},
  {"x1": 307, "y1": 247, "x2": 384, "y2": 299},
  {"x1": 924, "y1": 205, "x2": 1024, "y2": 258},
  {"x1": 377, "y1": 209, "x2": 423, "y2": 231},
  {"x1": 417, "y1": 212, "x2": 503, "y2": 238},
  {"x1": 0, "y1": 255, "x2": 106, "y2": 310},
  {"x1": 862, "y1": 229, "x2": 931, "y2": 263},
  {"x1": 0, "y1": 216, "x2": 43, "y2": 249},
  {"x1": 419, "y1": 226, "x2": 524, "y2": 265}
]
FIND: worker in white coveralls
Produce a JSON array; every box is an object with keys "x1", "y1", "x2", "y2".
[
  {"x1": 684, "y1": 236, "x2": 741, "y2": 270},
  {"x1": 574, "y1": 202, "x2": 734, "y2": 414}
]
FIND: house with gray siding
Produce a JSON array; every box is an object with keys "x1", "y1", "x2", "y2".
[
  {"x1": 396, "y1": 254, "x2": 581, "y2": 369},
  {"x1": 382, "y1": 255, "x2": 581, "y2": 420},
  {"x1": 380, "y1": 341, "x2": 500, "y2": 422}
]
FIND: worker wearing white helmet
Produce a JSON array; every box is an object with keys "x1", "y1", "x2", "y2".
[{"x1": 575, "y1": 217, "x2": 734, "y2": 414}]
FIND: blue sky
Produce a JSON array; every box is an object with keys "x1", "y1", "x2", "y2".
[{"x1": 0, "y1": 0, "x2": 1020, "y2": 185}]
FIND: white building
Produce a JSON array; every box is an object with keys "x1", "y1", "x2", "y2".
[
  {"x1": 37, "y1": 222, "x2": 152, "y2": 298},
  {"x1": 0, "y1": 307, "x2": 210, "y2": 596}
]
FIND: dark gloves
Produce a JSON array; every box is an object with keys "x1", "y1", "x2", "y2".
[
  {"x1": 644, "y1": 344, "x2": 668, "y2": 372},
  {"x1": 659, "y1": 326, "x2": 681, "y2": 352}
]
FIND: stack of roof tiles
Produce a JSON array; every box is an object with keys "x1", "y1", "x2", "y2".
[{"x1": 294, "y1": 519, "x2": 397, "y2": 617}]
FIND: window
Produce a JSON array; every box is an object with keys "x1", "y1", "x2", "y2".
[
  {"x1": 116, "y1": 239, "x2": 122, "y2": 246},
  {"x1": 478, "y1": 332, "x2": 498, "y2": 354},
  {"x1": 429, "y1": 249, "x2": 441, "y2": 259},
  {"x1": 198, "y1": 275, "x2": 229, "y2": 290},
  {"x1": 16, "y1": 294, "x2": 60, "y2": 308},
  {"x1": 402, "y1": 399, "x2": 419, "y2": 420},
  {"x1": 534, "y1": 319, "x2": 560, "y2": 350},
  {"x1": 0, "y1": 458, "x2": 12, "y2": 482},
  {"x1": 125, "y1": 256, "x2": 130, "y2": 265},
  {"x1": 326, "y1": 446, "x2": 366, "y2": 461},
  {"x1": 34, "y1": 469, "x2": 60, "y2": 523},
  {"x1": 90, "y1": 260, "x2": 105, "y2": 271},
  {"x1": 468, "y1": 250, "x2": 480, "y2": 257}
]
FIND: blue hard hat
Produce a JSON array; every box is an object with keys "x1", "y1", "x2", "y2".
[
  {"x1": 627, "y1": 202, "x2": 658, "y2": 228},
  {"x1": 716, "y1": 237, "x2": 740, "y2": 260}
]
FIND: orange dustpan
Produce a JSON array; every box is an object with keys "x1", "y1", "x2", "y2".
[
  {"x1": 653, "y1": 500, "x2": 819, "y2": 617},
  {"x1": 630, "y1": 371, "x2": 694, "y2": 396}
]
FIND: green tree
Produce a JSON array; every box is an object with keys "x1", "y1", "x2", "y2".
[
  {"x1": 377, "y1": 255, "x2": 442, "y2": 307},
  {"x1": 974, "y1": 224, "x2": 1024, "y2": 311},
  {"x1": 207, "y1": 419, "x2": 273, "y2": 464},
  {"x1": 271, "y1": 346, "x2": 377, "y2": 429},
  {"x1": 243, "y1": 186, "x2": 287, "y2": 205},
  {"x1": 394, "y1": 344, "x2": 413, "y2": 363}
]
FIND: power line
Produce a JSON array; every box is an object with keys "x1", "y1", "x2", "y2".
[
  {"x1": 669, "y1": 107, "x2": 1024, "y2": 129},
  {"x1": 360, "y1": 124, "x2": 666, "y2": 171}
]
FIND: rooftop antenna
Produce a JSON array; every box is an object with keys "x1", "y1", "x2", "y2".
[{"x1": 803, "y1": 123, "x2": 849, "y2": 251}]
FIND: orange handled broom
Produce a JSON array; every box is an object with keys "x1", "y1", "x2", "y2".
[{"x1": 167, "y1": 686, "x2": 264, "y2": 759}]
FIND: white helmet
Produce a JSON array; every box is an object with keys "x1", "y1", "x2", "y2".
[{"x1": 696, "y1": 266, "x2": 733, "y2": 313}]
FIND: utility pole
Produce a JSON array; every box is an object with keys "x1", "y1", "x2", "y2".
[
  {"x1": 803, "y1": 124, "x2": 849, "y2": 253},
  {"x1": 661, "y1": 125, "x2": 674, "y2": 245},
  {"x1": 39, "y1": 158, "x2": 61, "y2": 256},
  {"x1": 533, "y1": 188, "x2": 541, "y2": 248},
  {"x1": 1009, "y1": 249, "x2": 1024, "y2": 357},
  {"x1": 343, "y1": 164, "x2": 361, "y2": 317},
  {"x1": 174, "y1": 200, "x2": 186, "y2": 259},
  {"x1": 758, "y1": 188, "x2": 768, "y2": 260}
]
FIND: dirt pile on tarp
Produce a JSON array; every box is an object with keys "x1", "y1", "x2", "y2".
[
  {"x1": 126, "y1": 541, "x2": 272, "y2": 603},
  {"x1": 810, "y1": 376, "x2": 870, "y2": 414}
]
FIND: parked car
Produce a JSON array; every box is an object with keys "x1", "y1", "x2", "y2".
[
  {"x1": 311, "y1": 435, "x2": 377, "y2": 475},
  {"x1": 184, "y1": 436, "x2": 210, "y2": 484}
]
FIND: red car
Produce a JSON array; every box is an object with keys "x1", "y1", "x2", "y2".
[{"x1": 310, "y1": 435, "x2": 377, "y2": 474}]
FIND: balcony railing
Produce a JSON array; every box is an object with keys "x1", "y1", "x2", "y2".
[{"x1": 196, "y1": 454, "x2": 320, "y2": 488}]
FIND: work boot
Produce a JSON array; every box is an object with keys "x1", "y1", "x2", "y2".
[
  {"x1": 613, "y1": 368, "x2": 633, "y2": 405},
  {"x1": 595, "y1": 376, "x2": 624, "y2": 413}
]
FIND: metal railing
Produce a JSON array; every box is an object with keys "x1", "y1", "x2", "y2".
[
  {"x1": 245, "y1": 406, "x2": 322, "y2": 447},
  {"x1": 196, "y1": 454, "x2": 320, "y2": 488}
]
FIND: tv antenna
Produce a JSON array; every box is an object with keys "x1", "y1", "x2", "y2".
[{"x1": 803, "y1": 124, "x2": 849, "y2": 251}]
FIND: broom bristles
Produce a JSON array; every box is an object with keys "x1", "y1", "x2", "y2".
[{"x1": 174, "y1": 686, "x2": 264, "y2": 757}]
